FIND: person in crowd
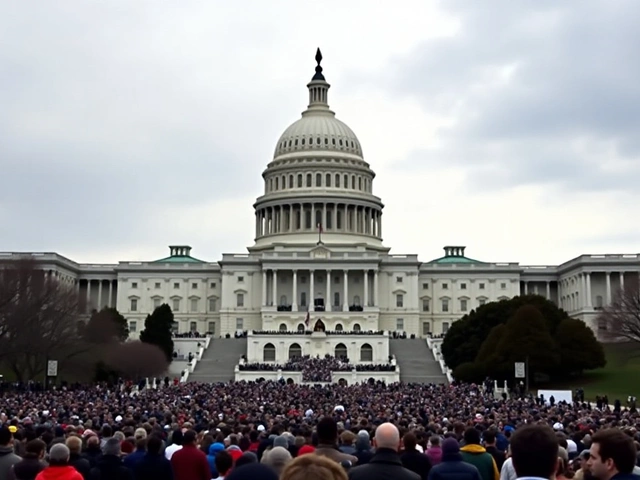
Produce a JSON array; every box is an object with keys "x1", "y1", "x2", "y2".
[
  {"x1": 281, "y1": 454, "x2": 348, "y2": 480},
  {"x1": 64, "y1": 437, "x2": 90, "y2": 480},
  {"x1": 401, "y1": 432, "x2": 432, "y2": 480},
  {"x1": 35, "y1": 444, "x2": 82, "y2": 480},
  {"x1": 165, "y1": 430, "x2": 183, "y2": 461},
  {"x1": 212, "y1": 450, "x2": 233, "y2": 480},
  {"x1": 483, "y1": 430, "x2": 506, "y2": 471},
  {"x1": 348, "y1": 423, "x2": 420, "y2": 480},
  {"x1": 170, "y1": 430, "x2": 211, "y2": 480},
  {"x1": 509, "y1": 424, "x2": 559, "y2": 480},
  {"x1": 81, "y1": 437, "x2": 101, "y2": 469},
  {"x1": 207, "y1": 443, "x2": 225, "y2": 477},
  {"x1": 427, "y1": 436, "x2": 443, "y2": 466},
  {"x1": 123, "y1": 429, "x2": 147, "y2": 470},
  {"x1": 314, "y1": 418, "x2": 358, "y2": 466},
  {"x1": 225, "y1": 462, "x2": 279, "y2": 480},
  {"x1": 134, "y1": 435, "x2": 173, "y2": 480},
  {"x1": 428, "y1": 437, "x2": 482, "y2": 480},
  {"x1": 587, "y1": 429, "x2": 639, "y2": 480},
  {"x1": 262, "y1": 446, "x2": 292, "y2": 476},
  {"x1": 354, "y1": 432, "x2": 374, "y2": 466},
  {"x1": 89, "y1": 437, "x2": 133, "y2": 480},
  {"x1": 0, "y1": 426, "x2": 21, "y2": 480},
  {"x1": 8, "y1": 439, "x2": 46, "y2": 480},
  {"x1": 460, "y1": 428, "x2": 499, "y2": 480}
]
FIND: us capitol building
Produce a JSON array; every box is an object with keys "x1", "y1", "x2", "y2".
[{"x1": 4, "y1": 51, "x2": 638, "y2": 365}]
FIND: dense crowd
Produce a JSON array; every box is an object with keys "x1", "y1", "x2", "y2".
[{"x1": 1, "y1": 380, "x2": 640, "y2": 480}]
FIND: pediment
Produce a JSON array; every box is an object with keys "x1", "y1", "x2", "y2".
[{"x1": 310, "y1": 245, "x2": 331, "y2": 259}]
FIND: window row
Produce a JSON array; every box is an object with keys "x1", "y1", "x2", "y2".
[
  {"x1": 130, "y1": 297, "x2": 219, "y2": 313},
  {"x1": 277, "y1": 323, "x2": 361, "y2": 332},
  {"x1": 421, "y1": 282, "x2": 508, "y2": 290},
  {"x1": 129, "y1": 319, "x2": 217, "y2": 335},
  {"x1": 277, "y1": 136, "x2": 360, "y2": 154},
  {"x1": 130, "y1": 281, "x2": 218, "y2": 290},
  {"x1": 266, "y1": 172, "x2": 372, "y2": 194},
  {"x1": 420, "y1": 297, "x2": 508, "y2": 313},
  {"x1": 263, "y1": 342, "x2": 373, "y2": 362}
]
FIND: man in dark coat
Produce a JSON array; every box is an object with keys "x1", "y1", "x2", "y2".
[
  {"x1": 134, "y1": 435, "x2": 173, "y2": 480},
  {"x1": 349, "y1": 423, "x2": 420, "y2": 480},
  {"x1": 401, "y1": 432, "x2": 432, "y2": 480},
  {"x1": 428, "y1": 438, "x2": 482, "y2": 480}
]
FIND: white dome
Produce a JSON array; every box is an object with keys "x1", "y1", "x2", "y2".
[{"x1": 274, "y1": 114, "x2": 363, "y2": 158}]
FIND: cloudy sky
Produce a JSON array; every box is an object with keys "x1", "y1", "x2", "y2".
[{"x1": 1, "y1": 1, "x2": 638, "y2": 266}]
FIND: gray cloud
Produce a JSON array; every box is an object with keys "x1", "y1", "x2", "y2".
[{"x1": 357, "y1": 0, "x2": 640, "y2": 193}]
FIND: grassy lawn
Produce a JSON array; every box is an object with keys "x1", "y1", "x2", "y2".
[{"x1": 543, "y1": 342, "x2": 640, "y2": 402}]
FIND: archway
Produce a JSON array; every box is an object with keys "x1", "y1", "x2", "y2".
[
  {"x1": 286, "y1": 378, "x2": 295, "y2": 385},
  {"x1": 288, "y1": 343, "x2": 302, "y2": 359},
  {"x1": 335, "y1": 323, "x2": 343, "y2": 332},
  {"x1": 297, "y1": 323, "x2": 305, "y2": 332},
  {"x1": 279, "y1": 323, "x2": 287, "y2": 332},
  {"x1": 335, "y1": 343, "x2": 347, "y2": 359},
  {"x1": 313, "y1": 319, "x2": 326, "y2": 332},
  {"x1": 263, "y1": 343, "x2": 276, "y2": 362},
  {"x1": 338, "y1": 378, "x2": 348, "y2": 386},
  {"x1": 360, "y1": 343, "x2": 373, "y2": 362},
  {"x1": 353, "y1": 323, "x2": 361, "y2": 332}
]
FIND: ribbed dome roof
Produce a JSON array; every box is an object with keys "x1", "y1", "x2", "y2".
[{"x1": 274, "y1": 115, "x2": 363, "y2": 158}]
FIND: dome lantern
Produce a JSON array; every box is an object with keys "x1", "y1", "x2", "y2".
[{"x1": 305, "y1": 48, "x2": 331, "y2": 114}]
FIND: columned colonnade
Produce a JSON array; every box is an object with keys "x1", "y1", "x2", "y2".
[
  {"x1": 557, "y1": 271, "x2": 632, "y2": 312},
  {"x1": 256, "y1": 202, "x2": 382, "y2": 238},
  {"x1": 81, "y1": 279, "x2": 117, "y2": 313},
  {"x1": 261, "y1": 269, "x2": 379, "y2": 311}
]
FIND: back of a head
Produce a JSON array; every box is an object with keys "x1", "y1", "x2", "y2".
[
  {"x1": 147, "y1": 435, "x2": 163, "y2": 455},
  {"x1": 49, "y1": 443, "x2": 71, "y2": 465},
  {"x1": 591, "y1": 428, "x2": 637, "y2": 475},
  {"x1": 65, "y1": 435, "x2": 82, "y2": 454},
  {"x1": 226, "y1": 463, "x2": 279, "y2": 480},
  {"x1": 264, "y1": 446, "x2": 292, "y2": 471},
  {"x1": 103, "y1": 437, "x2": 122, "y2": 456},
  {"x1": 463, "y1": 427, "x2": 481, "y2": 446},
  {"x1": 281, "y1": 453, "x2": 348, "y2": 480},
  {"x1": 403, "y1": 432, "x2": 417, "y2": 451},
  {"x1": 172, "y1": 428, "x2": 184, "y2": 446},
  {"x1": 0, "y1": 426, "x2": 12, "y2": 446},
  {"x1": 483, "y1": 430, "x2": 496, "y2": 445},
  {"x1": 510, "y1": 425, "x2": 559, "y2": 479},
  {"x1": 215, "y1": 449, "x2": 234, "y2": 476},
  {"x1": 183, "y1": 429, "x2": 197, "y2": 445},
  {"x1": 317, "y1": 417, "x2": 338, "y2": 445},
  {"x1": 374, "y1": 423, "x2": 401, "y2": 451},
  {"x1": 25, "y1": 439, "x2": 46, "y2": 457},
  {"x1": 430, "y1": 435, "x2": 441, "y2": 447}
]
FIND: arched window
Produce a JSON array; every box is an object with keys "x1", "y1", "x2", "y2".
[
  {"x1": 306, "y1": 174, "x2": 312, "y2": 187},
  {"x1": 336, "y1": 211, "x2": 342, "y2": 229},
  {"x1": 279, "y1": 323, "x2": 287, "y2": 332},
  {"x1": 289, "y1": 175, "x2": 294, "y2": 188},
  {"x1": 289, "y1": 343, "x2": 302, "y2": 359},
  {"x1": 353, "y1": 295, "x2": 361, "y2": 306},
  {"x1": 335, "y1": 174, "x2": 340, "y2": 187},
  {"x1": 335, "y1": 323, "x2": 343, "y2": 331},
  {"x1": 334, "y1": 292, "x2": 340, "y2": 307},
  {"x1": 353, "y1": 323, "x2": 361, "y2": 332},
  {"x1": 263, "y1": 343, "x2": 276, "y2": 362},
  {"x1": 279, "y1": 295, "x2": 287, "y2": 306},
  {"x1": 326, "y1": 173, "x2": 331, "y2": 187},
  {"x1": 297, "y1": 323, "x2": 305, "y2": 332},
  {"x1": 300, "y1": 292, "x2": 307, "y2": 307},
  {"x1": 335, "y1": 343, "x2": 347, "y2": 359},
  {"x1": 305, "y1": 209, "x2": 312, "y2": 229},
  {"x1": 275, "y1": 177, "x2": 279, "y2": 190},
  {"x1": 360, "y1": 343, "x2": 373, "y2": 362},
  {"x1": 316, "y1": 173, "x2": 322, "y2": 186},
  {"x1": 297, "y1": 174, "x2": 303, "y2": 188}
]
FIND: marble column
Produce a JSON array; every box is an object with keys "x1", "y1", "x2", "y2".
[
  {"x1": 620, "y1": 272, "x2": 625, "y2": 290},
  {"x1": 292, "y1": 270, "x2": 298, "y2": 311},
  {"x1": 373, "y1": 271, "x2": 379, "y2": 306},
  {"x1": 108, "y1": 280, "x2": 113, "y2": 308},
  {"x1": 586, "y1": 273, "x2": 592, "y2": 307},
  {"x1": 364, "y1": 270, "x2": 369, "y2": 306},
  {"x1": 98, "y1": 281, "x2": 103, "y2": 310},
  {"x1": 272, "y1": 270, "x2": 278, "y2": 306},
  {"x1": 310, "y1": 270, "x2": 315, "y2": 307},
  {"x1": 262, "y1": 271, "x2": 267, "y2": 306},
  {"x1": 343, "y1": 271, "x2": 349, "y2": 312},
  {"x1": 545, "y1": 281, "x2": 550, "y2": 300},
  {"x1": 606, "y1": 272, "x2": 612, "y2": 304},
  {"x1": 86, "y1": 280, "x2": 91, "y2": 313},
  {"x1": 326, "y1": 270, "x2": 331, "y2": 310}
]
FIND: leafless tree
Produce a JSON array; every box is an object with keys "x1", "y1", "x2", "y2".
[
  {"x1": 104, "y1": 341, "x2": 169, "y2": 380},
  {"x1": 0, "y1": 257, "x2": 85, "y2": 381},
  {"x1": 598, "y1": 277, "x2": 640, "y2": 344}
]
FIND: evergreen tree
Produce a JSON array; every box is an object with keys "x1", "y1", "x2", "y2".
[
  {"x1": 139, "y1": 304, "x2": 174, "y2": 363},
  {"x1": 85, "y1": 307, "x2": 129, "y2": 344}
]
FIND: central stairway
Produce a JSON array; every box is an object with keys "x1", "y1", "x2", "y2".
[
  {"x1": 390, "y1": 338, "x2": 448, "y2": 384},
  {"x1": 188, "y1": 338, "x2": 247, "y2": 383}
]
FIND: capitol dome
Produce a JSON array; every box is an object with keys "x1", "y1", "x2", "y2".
[{"x1": 251, "y1": 49, "x2": 386, "y2": 252}]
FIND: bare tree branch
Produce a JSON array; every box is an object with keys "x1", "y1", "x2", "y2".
[{"x1": 598, "y1": 277, "x2": 640, "y2": 344}]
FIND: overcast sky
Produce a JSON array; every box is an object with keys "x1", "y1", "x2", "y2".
[{"x1": 1, "y1": 1, "x2": 638, "y2": 266}]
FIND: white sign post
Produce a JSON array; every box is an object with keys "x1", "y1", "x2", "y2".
[
  {"x1": 47, "y1": 360, "x2": 58, "y2": 377},
  {"x1": 514, "y1": 362, "x2": 526, "y2": 379}
]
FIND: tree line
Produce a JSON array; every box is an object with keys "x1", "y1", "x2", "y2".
[
  {"x1": 0, "y1": 258, "x2": 176, "y2": 383},
  {"x1": 442, "y1": 277, "x2": 640, "y2": 384}
]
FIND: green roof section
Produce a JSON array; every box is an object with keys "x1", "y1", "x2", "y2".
[
  {"x1": 427, "y1": 246, "x2": 485, "y2": 265},
  {"x1": 153, "y1": 246, "x2": 205, "y2": 264}
]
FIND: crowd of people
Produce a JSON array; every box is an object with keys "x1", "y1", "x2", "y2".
[{"x1": 0, "y1": 379, "x2": 639, "y2": 480}]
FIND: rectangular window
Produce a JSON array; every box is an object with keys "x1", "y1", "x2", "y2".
[
  {"x1": 500, "y1": 282, "x2": 507, "y2": 289},
  {"x1": 190, "y1": 321, "x2": 197, "y2": 332},
  {"x1": 210, "y1": 282, "x2": 216, "y2": 288},
  {"x1": 207, "y1": 321, "x2": 216, "y2": 334},
  {"x1": 396, "y1": 294, "x2": 404, "y2": 308},
  {"x1": 153, "y1": 298, "x2": 161, "y2": 309},
  {"x1": 396, "y1": 318, "x2": 404, "y2": 331},
  {"x1": 155, "y1": 282, "x2": 161, "y2": 289},
  {"x1": 191, "y1": 282, "x2": 198, "y2": 289},
  {"x1": 172, "y1": 298, "x2": 180, "y2": 312},
  {"x1": 208, "y1": 298, "x2": 217, "y2": 312},
  {"x1": 396, "y1": 276, "x2": 403, "y2": 283},
  {"x1": 479, "y1": 298, "x2": 486, "y2": 306},
  {"x1": 422, "y1": 283, "x2": 429, "y2": 289},
  {"x1": 422, "y1": 321, "x2": 431, "y2": 335},
  {"x1": 236, "y1": 318, "x2": 244, "y2": 330},
  {"x1": 190, "y1": 298, "x2": 198, "y2": 312},
  {"x1": 461, "y1": 283, "x2": 467, "y2": 290},
  {"x1": 237, "y1": 293, "x2": 244, "y2": 307},
  {"x1": 442, "y1": 283, "x2": 448, "y2": 289},
  {"x1": 461, "y1": 299, "x2": 468, "y2": 312},
  {"x1": 238, "y1": 276, "x2": 244, "y2": 282},
  {"x1": 131, "y1": 282, "x2": 138, "y2": 289},
  {"x1": 130, "y1": 299, "x2": 138, "y2": 312},
  {"x1": 442, "y1": 322, "x2": 450, "y2": 333},
  {"x1": 479, "y1": 283, "x2": 485, "y2": 290},
  {"x1": 173, "y1": 282, "x2": 180, "y2": 289},
  {"x1": 129, "y1": 320, "x2": 137, "y2": 333},
  {"x1": 171, "y1": 321, "x2": 179, "y2": 334},
  {"x1": 442, "y1": 299, "x2": 449, "y2": 312},
  {"x1": 422, "y1": 298, "x2": 430, "y2": 312}
]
